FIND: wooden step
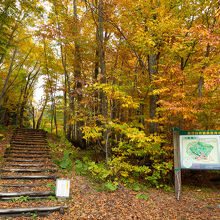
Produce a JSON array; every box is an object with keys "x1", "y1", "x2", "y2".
[
  {"x1": 11, "y1": 138, "x2": 47, "y2": 141},
  {"x1": 0, "y1": 206, "x2": 67, "y2": 216},
  {"x1": 0, "y1": 191, "x2": 53, "y2": 197},
  {"x1": 13, "y1": 136, "x2": 46, "y2": 139},
  {"x1": 11, "y1": 142, "x2": 47, "y2": 146},
  {"x1": 7, "y1": 148, "x2": 49, "y2": 151},
  {"x1": 0, "y1": 175, "x2": 58, "y2": 180},
  {"x1": 0, "y1": 196, "x2": 52, "y2": 201},
  {"x1": 10, "y1": 142, "x2": 47, "y2": 145},
  {"x1": 4, "y1": 164, "x2": 56, "y2": 167},
  {"x1": 10, "y1": 145, "x2": 48, "y2": 148},
  {"x1": 1, "y1": 184, "x2": 45, "y2": 188},
  {"x1": 4, "y1": 155, "x2": 51, "y2": 159},
  {"x1": 13, "y1": 134, "x2": 46, "y2": 136},
  {"x1": 12, "y1": 140, "x2": 46, "y2": 142},
  {"x1": 11, "y1": 137, "x2": 46, "y2": 140},
  {"x1": 0, "y1": 168, "x2": 57, "y2": 173},
  {"x1": 15, "y1": 131, "x2": 46, "y2": 133},
  {"x1": 14, "y1": 130, "x2": 46, "y2": 133},
  {"x1": 12, "y1": 137, "x2": 46, "y2": 139},
  {"x1": 10, "y1": 144, "x2": 47, "y2": 148},
  {"x1": 11, "y1": 140, "x2": 47, "y2": 143},
  {"x1": 6, "y1": 159, "x2": 49, "y2": 162},
  {"x1": 8, "y1": 147, "x2": 49, "y2": 151},
  {"x1": 13, "y1": 135, "x2": 46, "y2": 137},
  {"x1": 5, "y1": 151, "x2": 49, "y2": 155}
]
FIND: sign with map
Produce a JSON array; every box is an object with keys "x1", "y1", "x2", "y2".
[{"x1": 180, "y1": 131, "x2": 220, "y2": 170}]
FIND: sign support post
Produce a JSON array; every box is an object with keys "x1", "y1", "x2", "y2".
[{"x1": 173, "y1": 128, "x2": 181, "y2": 200}]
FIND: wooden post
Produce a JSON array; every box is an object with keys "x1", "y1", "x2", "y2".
[{"x1": 173, "y1": 128, "x2": 181, "y2": 200}]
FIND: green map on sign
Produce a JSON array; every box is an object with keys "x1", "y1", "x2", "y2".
[
  {"x1": 187, "y1": 141, "x2": 214, "y2": 160},
  {"x1": 182, "y1": 137, "x2": 219, "y2": 168}
]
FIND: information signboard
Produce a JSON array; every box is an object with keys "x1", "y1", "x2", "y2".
[
  {"x1": 56, "y1": 179, "x2": 70, "y2": 198},
  {"x1": 180, "y1": 131, "x2": 220, "y2": 170}
]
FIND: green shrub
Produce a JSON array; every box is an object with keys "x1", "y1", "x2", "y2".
[
  {"x1": 75, "y1": 160, "x2": 88, "y2": 175},
  {"x1": 94, "y1": 181, "x2": 118, "y2": 192},
  {"x1": 54, "y1": 150, "x2": 72, "y2": 171},
  {"x1": 136, "y1": 193, "x2": 148, "y2": 200},
  {"x1": 75, "y1": 158, "x2": 112, "y2": 183},
  {"x1": 109, "y1": 122, "x2": 173, "y2": 187}
]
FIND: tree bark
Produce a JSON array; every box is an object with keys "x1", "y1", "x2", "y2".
[
  {"x1": 73, "y1": 0, "x2": 84, "y2": 145},
  {"x1": 199, "y1": 44, "x2": 210, "y2": 98},
  {"x1": 98, "y1": 0, "x2": 109, "y2": 164},
  {"x1": 54, "y1": 0, "x2": 69, "y2": 136},
  {"x1": 36, "y1": 97, "x2": 48, "y2": 130},
  {"x1": 148, "y1": 48, "x2": 159, "y2": 133},
  {"x1": 32, "y1": 106, "x2": 35, "y2": 129},
  {"x1": 98, "y1": 0, "x2": 107, "y2": 118},
  {"x1": 50, "y1": 103, "x2": 54, "y2": 133}
]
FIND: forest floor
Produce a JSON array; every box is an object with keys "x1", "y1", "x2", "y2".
[{"x1": 0, "y1": 129, "x2": 219, "y2": 220}]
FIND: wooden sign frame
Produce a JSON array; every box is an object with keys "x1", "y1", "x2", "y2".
[{"x1": 173, "y1": 129, "x2": 220, "y2": 200}]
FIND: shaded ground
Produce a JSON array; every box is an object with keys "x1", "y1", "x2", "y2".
[{"x1": 0, "y1": 130, "x2": 219, "y2": 219}]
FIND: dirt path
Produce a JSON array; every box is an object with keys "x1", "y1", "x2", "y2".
[{"x1": 55, "y1": 172, "x2": 219, "y2": 220}]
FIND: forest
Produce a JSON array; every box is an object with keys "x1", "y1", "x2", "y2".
[{"x1": 0, "y1": 0, "x2": 219, "y2": 188}]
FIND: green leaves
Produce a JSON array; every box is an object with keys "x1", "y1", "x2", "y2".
[
  {"x1": 46, "y1": 196, "x2": 56, "y2": 201},
  {"x1": 104, "y1": 181, "x2": 117, "y2": 191},
  {"x1": 46, "y1": 183, "x2": 55, "y2": 192},
  {"x1": 136, "y1": 193, "x2": 148, "y2": 200},
  {"x1": 94, "y1": 181, "x2": 118, "y2": 192},
  {"x1": 82, "y1": 126, "x2": 103, "y2": 141},
  {"x1": 75, "y1": 160, "x2": 88, "y2": 175},
  {"x1": 10, "y1": 196, "x2": 29, "y2": 202},
  {"x1": 75, "y1": 158, "x2": 111, "y2": 182},
  {"x1": 54, "y1": 150, "x2": 72, "y2": 171}
]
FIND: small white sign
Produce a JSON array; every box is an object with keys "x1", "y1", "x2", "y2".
[{"x1": 56, "y1": 179, "x2": 70, "y2": 198}]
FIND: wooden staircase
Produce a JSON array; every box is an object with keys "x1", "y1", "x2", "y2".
[{"x1": 0, "y1": 128, "x2": 67, "y2": 218}]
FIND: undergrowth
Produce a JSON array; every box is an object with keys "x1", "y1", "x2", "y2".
[
  {"x1": 49, "y1": 133, "x2": 173, "y2": 193},
  {"x1": 0, "y1": 124, "x2": 7, "y2": 132}
]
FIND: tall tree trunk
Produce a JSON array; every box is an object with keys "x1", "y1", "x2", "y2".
[
  {"x1": 73, "y1": 0, "x2": 83, "y2": 145},
  {"x1": 98, "y1": 0, "x2": 109, "y2": 164},
  {"x1": 36, "y1": 97, "x2": 48, "y2": 130},
  {"x1": 54, "y1": 0, "x2": 69, "y2": 136},
  {"x1": 64, "y1": 73, "x2": 67, "y2": 135},
  {"x1": 98, "y1": 0, "x2": 107, "y2": 118},
  {"x1": 51, "y1": 103, "x2": 54, "y2": 133},
  {"x1": 19, "y1": 98, "x2": 27, "y2": 128},
  {"x1": 32, "y1": 106, "x2": 35, "y2": 129},
  {"x1": 199, "y1": 44, "x2": 210, "y2": 98},
  {"x1": 54, "y1": 104, "x2": 58, "y2": 135},
  {"x1": 148, "y1": 48, "x2": 158, "y2": 133}
]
